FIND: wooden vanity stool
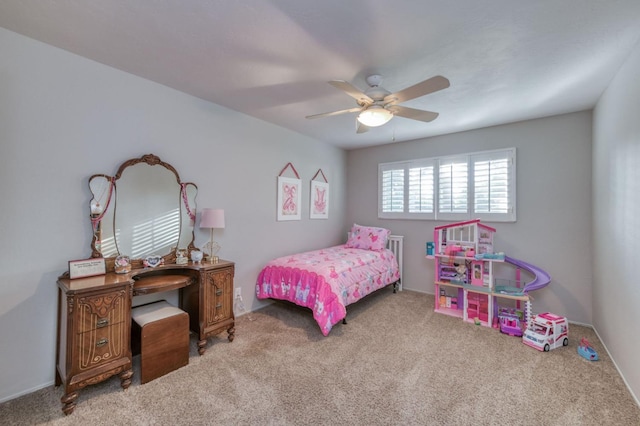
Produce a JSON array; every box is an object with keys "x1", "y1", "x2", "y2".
[{"x1": 131, "y1": 300, "x2": 190, "y2": 384}]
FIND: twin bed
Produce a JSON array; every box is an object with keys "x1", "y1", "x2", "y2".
[{"x1": 256, "y1": 224, "x2": 403, "y2": 335}]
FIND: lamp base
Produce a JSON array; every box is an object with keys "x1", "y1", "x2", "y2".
[{"x1": 203, "y1": 239, "x2": 221, "y2": 264}]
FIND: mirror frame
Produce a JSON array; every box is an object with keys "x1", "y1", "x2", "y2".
[{"x1": 89, "y1": 154, "x2": 198, "y2": 271}]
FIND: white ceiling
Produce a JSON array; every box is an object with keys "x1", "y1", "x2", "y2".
[{"x1": 1, "y1": 1, "x2": 640, "y2": 149}]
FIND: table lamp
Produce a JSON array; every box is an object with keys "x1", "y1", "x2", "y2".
[{"x1": 199, "y1": 208, "x2": 225, "y2": 263}]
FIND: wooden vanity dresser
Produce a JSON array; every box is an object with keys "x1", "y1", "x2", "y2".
[
  {"x1": 56, "y1": 154, "x2": 235, "y2": 415},
  {"x1": 56, "y1": 260, "x2": 235, "y2": 415}
]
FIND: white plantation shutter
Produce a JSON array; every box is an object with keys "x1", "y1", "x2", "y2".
[
  {"x1": 378, "y1": 148, "x2": 515, "y2": 222},
  {"x1": 473, "y1": 149, "x2": 515, "y2": 221},
  {"x1": 438, "y1": 157, "x2": 468, "y2": 219},
  {"x1": 380, "y1": 166, "x2": 404, "y2": 213},
  {"x1": 408, "y1": 162, "x2": 434, "y2": 213}
]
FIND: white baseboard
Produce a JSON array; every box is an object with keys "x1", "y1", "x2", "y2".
[{"x1": 592, "y1": 326, "x2": 640, "y2": 408}]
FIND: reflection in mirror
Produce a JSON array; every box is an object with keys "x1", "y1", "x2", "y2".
[
  {"x1": 179, "y1": 182, "x2": 197, "y2": 251},
  {"x1": 89, "y1": 154, "x2": 197, "y2": 269},
  {"x1": 115, "y1": 163, "x2": 181, "y2": 258}
]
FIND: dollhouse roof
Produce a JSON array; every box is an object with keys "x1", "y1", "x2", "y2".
[{"x1": 433, "y1": 219, "x2": 496, "y2": 233}]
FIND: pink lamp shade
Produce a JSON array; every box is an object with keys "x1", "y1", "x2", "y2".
[{"x1": 199, "y1": 208, "x2": 225, "y2": 229}]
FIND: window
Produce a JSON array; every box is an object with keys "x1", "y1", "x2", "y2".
[
  {"x1": 378, "y1": 148, "x2": 516, "y2": 222},
  {"x1": 380, "y1": 159, "x2": 435, "y2": 219}
]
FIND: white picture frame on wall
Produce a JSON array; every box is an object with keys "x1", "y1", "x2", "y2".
[
  {"x1": 277, "y1": 176, "x2": 301, "y2": 221},
  {"x1": 310, "y1": 180, "x2": 329, "y2": 219}
]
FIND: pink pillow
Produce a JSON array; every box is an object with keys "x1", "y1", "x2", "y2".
[{"x1": 346, "y1": 224, "x2": 390, "y2": 251}]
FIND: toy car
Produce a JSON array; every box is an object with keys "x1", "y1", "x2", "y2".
[
  {"x1": 577, "y1": 338, "x2": 598, "y2": 361},
  {"x1": 523, "y1": 312, "x2": 569, "y2": 351}
]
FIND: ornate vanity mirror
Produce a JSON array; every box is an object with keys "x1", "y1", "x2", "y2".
[{"x1": 88, "y1": 154, "x2": 197, "y2": 270}]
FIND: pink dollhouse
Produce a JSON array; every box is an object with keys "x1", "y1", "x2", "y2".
[{"x1": 428, "y1": 219, "x2": 550, "y2": 331}]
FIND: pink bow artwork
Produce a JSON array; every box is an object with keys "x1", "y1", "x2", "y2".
[{"x1": 282, "y1": 183, "x2": 298, "y2": 214}]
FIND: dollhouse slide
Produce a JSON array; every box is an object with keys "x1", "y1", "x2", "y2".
[{"x1": 504, "y1": 256, "x2": 551, "y2": 293}]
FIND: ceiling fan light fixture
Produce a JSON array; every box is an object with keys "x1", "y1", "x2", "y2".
[{"x1": 357, "y1": 105, "x2": 393, "y2": 127}]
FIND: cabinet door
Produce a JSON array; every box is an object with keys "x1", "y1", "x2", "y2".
[{"x1": 203, "y1": 267, "x2": 233, "y2": 327}]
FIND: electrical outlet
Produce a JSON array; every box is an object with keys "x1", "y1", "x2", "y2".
[{"x1": 234, "y1": 288, "x2": 242, "y2": 299}]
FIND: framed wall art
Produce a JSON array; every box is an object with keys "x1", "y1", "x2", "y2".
[
  {"x1": 310, "y1": 169, "x2": 329, "y2": 219},
  {"x1": 277, "y1": 163, "x2": 301, "y2": 221}
]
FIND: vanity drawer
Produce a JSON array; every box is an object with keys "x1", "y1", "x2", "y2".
[
  {"x1": 76, "y1": 323, "x2": 127, "y2": 371},
  {"x1": 76, "y1": 291, "x2": 128, "y2": 333}
]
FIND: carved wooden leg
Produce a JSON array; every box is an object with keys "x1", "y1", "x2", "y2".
[
  {"x1": 227, "y1": 325, "x2": 235, "y2": 342},
  {"x1": 61, "y1": 391, "x2": 78, "y2": 415},
  {"x1": 198, "y1": 339, "x2": 207, "y2": 355},
  {"x1": 119, "y1": 369, "x2": 133, "y2": 390}
]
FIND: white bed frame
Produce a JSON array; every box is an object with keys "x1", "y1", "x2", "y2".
[{"x1": 387, "y1": 235, "x2": 404, "y2": 291}]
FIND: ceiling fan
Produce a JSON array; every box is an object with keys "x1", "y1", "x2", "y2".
[{"x1": 306, "y1": 74, "x2": 450, "y2": 133}]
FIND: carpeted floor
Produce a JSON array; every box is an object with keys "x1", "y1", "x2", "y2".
[{"x1": 2, "y1": 290, "x2": 639, "y2": 425}]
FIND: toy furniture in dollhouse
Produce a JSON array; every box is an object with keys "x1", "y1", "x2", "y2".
[
  {"x1": 466, "y1": 291, "x2": 489, "y2": 323},
  {"x1": 438, "y1": 288, "x2": 460, "y2": 312}
]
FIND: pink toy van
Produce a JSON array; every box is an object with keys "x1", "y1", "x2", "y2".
[{"x1": 523, "y1": 312, "x2": 569, "y2": 352}]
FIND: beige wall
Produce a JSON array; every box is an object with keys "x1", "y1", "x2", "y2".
[
  {"x1": 0, "y1": 27, "x2": 347, "y2": 402},
  {"x1": 593, "y1": 38, "x2": 640, "y2": 403}
]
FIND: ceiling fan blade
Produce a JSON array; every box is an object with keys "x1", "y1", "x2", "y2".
[
  {"x1": 356, "y1": 120, "x2": 370, "y2": 134},
  {"x1": 329, "y1": 80, "x2": 373, "y2": 105},
  {"x1": 388, "y1": 105, "x2": 439, "y2": 122},
  {"x1": 306, "y1": 107, "x2": 362, "y2": 120},
  {"x1": 384, "y1": 75, "x2": 450, "y2": 104}
]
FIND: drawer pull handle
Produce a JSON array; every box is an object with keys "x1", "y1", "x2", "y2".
[
  {"x1": 215, "y1": 303, "x2": 222, "y2": 309},
  {"x1": 96, "y1": 338, "x2": 109, "y2": 348},
  {"x1": 216, "y1": 289, "x2": 223, "y2": 296},
  {"x1": 96, "y1": 318, "x2": 109, "y2": 328}
]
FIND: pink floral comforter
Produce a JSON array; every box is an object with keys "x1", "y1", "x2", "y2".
[{"x1": 255, "y1": 245, "x2": 400, "y2": 335}]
